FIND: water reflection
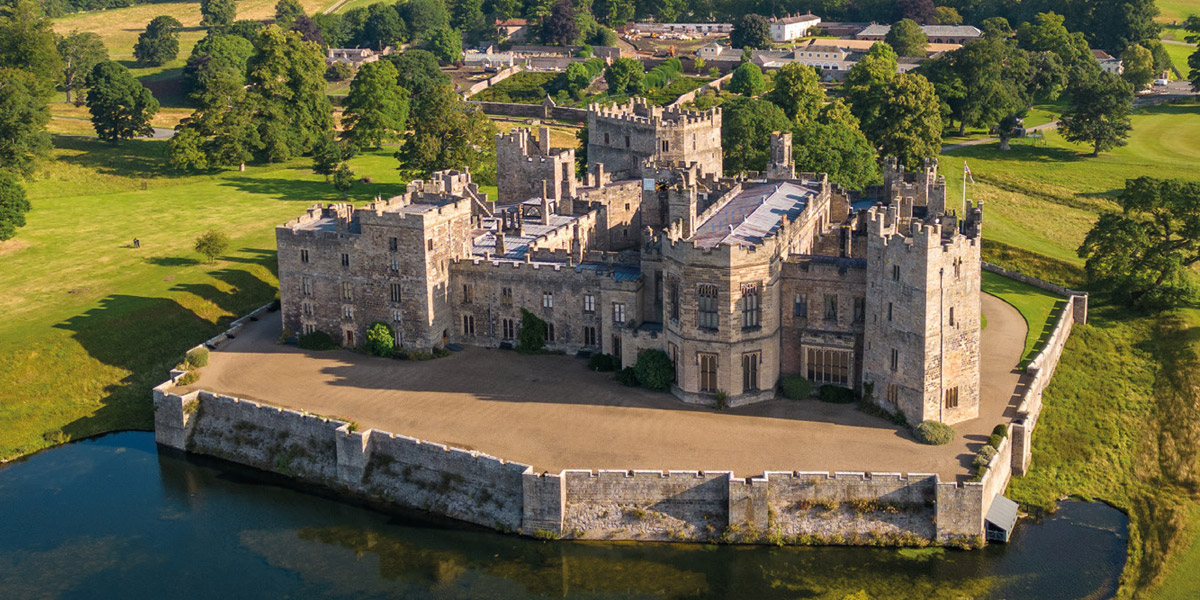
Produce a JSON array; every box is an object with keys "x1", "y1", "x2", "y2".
[{"x1": 0, "y1": 433, "x2": 1126, "y2": 599}]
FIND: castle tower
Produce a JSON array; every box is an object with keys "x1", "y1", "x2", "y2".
[
  {"x1": 765, "y1": 131, "x2": 794, "y2": 180},
  {"x1": 495, "y1": 127, "x2": 577, "y2": 205},
  {"x1": 861, "y1": 207, "x2": 981, "y2": 425}
]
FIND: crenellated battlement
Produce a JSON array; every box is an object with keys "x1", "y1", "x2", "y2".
[{"x1": 587, "y1": 97, "x2": 721, "y2": 128}]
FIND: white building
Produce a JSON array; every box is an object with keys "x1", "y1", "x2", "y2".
[
  {"x1": 1093, "y1": 50, "x2": 1124, "y2": 75},
  {"x1": 769, "y1": 14, "x2": 822, "y2": 42}
]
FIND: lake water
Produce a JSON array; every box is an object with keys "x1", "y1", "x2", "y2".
[{"x1": 0, "y1": 432, "x2": 1127, "y2": 599}]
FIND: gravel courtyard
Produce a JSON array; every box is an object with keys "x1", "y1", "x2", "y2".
[{"x1": 182, "y1": 295, "x2": 1027, "y2": 481}]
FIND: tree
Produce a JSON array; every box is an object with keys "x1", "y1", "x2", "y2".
[
  {"x1": 843, "y1": 42, "x2": 898, "y2": 140},
  {"x1": 365, "y1": 322, "x2": 395, "y2": 356},
  {"x1": 395, "y1": 92, "x2": 496, "y2": 183},
  {"x1": 0, "y1": 172, "x2": 30, "y2": 241},
  {"x1": 634, "y1": 349, "x2": 673, "y2": 392},
  {"x1": 541, "y1": 0, "x2": 578, "y2": 46},
  {"x1": 244, "y1": 25, "x2": 334, "y2": 162},
  {"x1": 728, "y1": 62, "x2": 765, "y2": 96},
  {"x1": 560, "y1": 61, "x2": 591, "y2": 98},
  {"x1": 166, "y1": 126, "x2": 210, "y2": 171},
  {"x1": 194, "y1": 230, "x2": 230, "y2": 263},
  {"x1": 792, "y1": 100, "x2": 879, "y2": 189},
  {"x1": 0, "y1": 0, "x2": 63, "y2": 96},
  {"x1": 766, "y1": 63, "x2": 821, "y2": 122},
  {"x1": 274, "y1": 0, "x2": 304, "y2": 29},
  {"x1": 85, "y1": 61, "x2": 159, "y2": 143},
  {"x1": 1058, "y1": 70, "x2": 1132, "y2": 156},
  {"x1": 1017, "y1": 13, "x2": 1092, "y2": 73},
  {"x1": 0, "y1": 68, "x2": 51, "y2": 176},
  {"x1": 1120, "y1": 44, "x2": 1154, "y2": 90},
  {"x1": 730, "y1": 14, "x2": 771, "y2": 49},
  {"x1": 604, "y1": 57, "x2": 643, "y2": 95},
  {"x1": 981, "y1": 17, "x2": 1012, "y2": 39},
  {"x1": 133, "y1": 16, "x2": 182, "y2": 66},
  {"x1": 593, "y1": 0, "x2": 634, "y2": 26},
  {"x1": 693, "y1": 57, "x2": 705, "y2": 74},
  {"x1": 934, "y1": 6, "x2": 962, "y2": 25},
  {"x1": 332, "y1": 162, "x2": 355, "y2": 197},
  {"x1": 200, "y1": 0, "x2": 238, "y2": 28},
  {"x1": 56, "y1": 31, "x2": 107, "y2": 105},
  {"x1": 1078, "y1": 177, "x2": 1200, "y2": 309},
  {"x1": 359, "y1": 3, "x2": 407, "y2": 50},
  {"x1": 868, "y1": 73, "x2": 942, "y2": 170},
  {"x1": 516, "y1": 308, "x2": 546, "y2": 354},
  {"x1": 720, "y1": 97, "x2": 791, "y2": 173},
  {"x1": 291, "y1": 14, "x2": 324, "y2": 44},
  {"x1": 893, "y1": 0, "x2": 936, "y2": 24},
  {"x1": 183, "y1": 33, "x2": 253, "y2": 101},
  {"x1": 312, "y1": 130, "x2": 356, "y2": 179},
  {"x1": 996, "y1": 112, "x2": 1023, "y2": 151},
  {"x1": 342, "y1": 60, "x2": 410, "y2": 149},
  {"x1": 402, "y1": 0, "x2": 450, "y2": 41},
  {"x1": 885, "y1": 19, "x2": 927, "y2": 57},
  {"x1": 1084, "y1": 0, "x2": 1160, "y2": 53},
  {"x1": 452, "y1": 0, "x2": 486, "y2": 41},
  {"x1": 921, "y1": 36, "x2": 1026, "y2": 135},
  {"x1": 1026, "y1": 50, "x2": 1067, "y2": 102},
  {"x1": 390, "y1": 49, "x2": 452, "y2": 120},
  {"x1": 425, "y1": 26, "x2": 462, "y2": 63}
]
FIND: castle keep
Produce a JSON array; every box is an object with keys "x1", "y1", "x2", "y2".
[{"x1": 277, "y1": 98, "x2": 983, "y2": 425}]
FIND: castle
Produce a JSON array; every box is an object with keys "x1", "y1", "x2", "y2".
[{"x1": 277, "y1": 98, "x2": 983, "y2": 425}]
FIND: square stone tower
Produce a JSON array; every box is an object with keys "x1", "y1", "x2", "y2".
[{"x1": 496, "y1": 126, "x2": 577, "y2": 205}]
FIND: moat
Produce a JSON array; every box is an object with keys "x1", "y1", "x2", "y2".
[{"x1": 1, "y1": 432, "x2": 1127, "y2": 599}]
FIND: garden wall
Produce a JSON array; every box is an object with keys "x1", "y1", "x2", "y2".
[{"x1": 467, "y1": 99, "x2": 588, "y2": 122}]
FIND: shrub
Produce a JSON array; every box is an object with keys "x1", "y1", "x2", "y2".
[
  {"x1": 433, "y1": 347, "x2": 451, "y2": 358},
  {"x1": 714, "y1": 390, "x2": 728, "y2": 410},
  {"x1": 992, "y1": 423, "x2": 1008, "y2": 438},
  {"x1": 634, "y1": 349, "x2": 674, "y2": 392},
  {"x1": 588, "y1": 352, "x2": 618, "y2": 371},
  {"x1": 988, "y1": 433, "x2": 1004, "y2": 449},
  {"x1": 298, "y1": 330, "x2": 338, "y2": 351},
  {"x1": 615, "y1": 367, "x2": 639, "y2": 386},
  {"x1": 780, "y1": 375, "x2": 812, "y2": 400},
  {"x1": 185, "y1": 347, "x2": 209, "y2": 368},
  {"x1": 973, "y1": 465, "x2": 990, "y2": 482},
  {"x1": 973, "y1": 445, "x2": 998, "y2": 469},
  {"x1": 818, "y1": 385, "x2": 856, "y2": 404},
  {"x1": 177, "y1": 370, "x2": 200, "y2": 386},
  {"x1": 194, "y1": 230, "x2": 229, "y2": 263},
  {"x1": 325, "y1": 62, "x2": 353, "y2": 82},
  {"x1": 915, "y1": 421, "x2": 955, "y2": 445},
  {"x1": 516, "y1": 308, "x2": 547, "y2": 354},
  {"x1": 365, "y1": 322, "x2": 395, "y2": 357}
]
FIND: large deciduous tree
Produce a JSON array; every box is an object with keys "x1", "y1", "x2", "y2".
[
  {"x1": 1078, "y1": 177, "x2": 1200, "y2": 309},
  {"x1": 1058, "y1": 70, "x2": 1132, "y2": 156},
  {"x1": 274, "y1": 0, "x2": 305, "y2": 29},
  {"x1": 342, "y1": 60, "x2": 410, "y2": 149},
  {"x1": 766, "y1": 62, "x2": 822, "y2": 122},
  {"x1": 395, "y1": 90, "x2": 496, "y2": 184},
  {"x1": 85, "y1": 61, "x2": 159, "y2": 142},
  {"x1": 893, "y1": 0, "x2": 936, "y2": 24},
  {"x1": 541, "y1": 0, "x2": 578, "y2": 46},
  {"x1": 720, "y1": 97, "x2": 791, "y2": 174},
  {"x1": 56, "y1": 31, "x2": 107, "y2": 105},
  {"x1": 244, "y1": 25, "x2": 334, "y2": 162},
  {"x1": 919, "y1": 36, "x2": 1027, "y2": 135},
  {"x1": 0, "y1": 172, "x2": 30, "y2": 241},
  {"x1": 183, "y1": 33, "x2": 253, "y2": 101},
  {"x1": 0, "y1": 0, "x2": 63, "y2": 96},
  {"x1": 728, "y1": 62, "x2": 765, "y2": 97},
  {"x1": 0, "y1": 68, "x2": 51, "y2": 176},
  {"x1": 200, "y1": 0, "x2": 238, "y2": 28},
  {"x1": 134, "y1": 15, "x2": 183, "y2": 66},
  {"x1": 730, "y1": 14, "x2": 771, "y2": 50},
  {"x1": 1120, "y1": 44, "x2": 1154, "y2": 90},
  {"x1": 604, "y1": 57, "x2": 643, "y2": 95},
  {"x1": 844, "y1": 42, "x2": 941, "y2": 167},
  {"x1": 792, "y1": 99, "x2": 880, "y2": 189},
  {"x1": 425, "y1": 26, "x2": 463, "y2": 62},
  {"x1": 885, "y1": 19, "x2": 927, "y2": 57}
]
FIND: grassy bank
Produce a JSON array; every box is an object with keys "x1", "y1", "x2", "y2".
[
  {"x1": 0, "y1": 137, "x2": 494, "y2": 461},
  {"x1": 979, "y1": 271, "x2": 1066, "y2": 366}
]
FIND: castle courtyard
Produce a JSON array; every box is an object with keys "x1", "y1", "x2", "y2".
[{"x1": 183, "y1": 294, "x2": 1026, "y2": 481}]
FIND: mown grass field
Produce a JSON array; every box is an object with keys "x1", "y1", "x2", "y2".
[
  {"x1": 0, "y1": 136, "x2": 494, "y2": 460},
  {"x1": 979, "y1": 271, "x2": 1065, "y2": 366}
]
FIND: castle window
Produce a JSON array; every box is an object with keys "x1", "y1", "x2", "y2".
[
  {"x1": 669, "y1": 280, "x2": 680, "y2": 321},
  {"x1": 668, "y1": 342, "x2": 678, "y2": 382},
  {"x1": 823, "y1": 294, "x2": 838, "y2": 321},
  {"x1": 584, "y1": 294, "x2": 595, "y2": 313},
  {"x1": 604, "y1": 132, "x2": 610, "y2": 144},
  {"x1": 341, "y1": 253, "x2": 349, "y2": 268},
  {"x1": 502, "y1": 287, "x2": 513, "y2": 304},
  {"x1": 742, "y1": 351, "x2": 760, "y2": 392},
  {"x1": 462, "y1": 314, "x2": 475, "y2": 336},
  {"x1": 342, "y1": 282, "x2": 353, "y2": 301},
  {"x1": 390, "y1": 283, "x2": 402, "y2": 303},
  {"x1": 697, "y1": 285, "x2": 719, "y2": 330},
  {"x1": 462, "y1": 284, "x2": 473, "y2": 303},
  {"x1": 887, "y1": 302, "x2": 893, "y2": 321},
  {"x1": 612, "y1": 302, "x2": 626, "y2": 324},
  {"x1": 502, "y1": 318, "x2": 516, "y2": 339},
  {"x1": 388, "y1": 237, "x2": 398, "y2": 252},
  {"x1": 300, "y1": 249, "x2": 309, "y2": 263},
  {"x1": 302, "y1": 302, "x2": 313, "y2": 316},
  {"x1": 583, "y1": 326, "x2": 597, "y2": 346},
  {"x1": 887, "y1": 383, "x2": 899, "y2": 406},
  {"x1": 542, "y1": 292, "x2": 553, "y2": 309},
  {"x1": 794, "y1": 293, "x2": 807, "y2": 318},
  {"x1": 343, "y1": 329, "x2": 355, "y2": 346},
  {"x1": 806, "y1": 347, "x2": 850, "y2": 386},
  {"x1": 302, "y1": 277, "x2": 313, "y2": 296},
  {"x1": 954, "y1": 259, "x2": 961, "y2": 278},
  {"x1": 390, "y1": 259, "x2": 400, "y2": 271},
  {"x1": 662, "y1": 140, "x2": 670, "y2": 152},
  {"x1": 742, "y1": 287, "x2": 760, "y2": 328},
  {"x1": 699, "y1": 353, "x2": 718, "y2": 392},
  {"x1": 394, "y1": 329, "x2": 403, "y2": 346},
  {"x1": 893, "y1": 264, "x2": 900, "y2": 281},
  {"x1": 342, "y1": 305, "x2": 354, "y2": 320},
  {"x1": 302, "y1": 323, "x2": 315, "y2": 335},
  {"x1": 890, "y1": 348, "x2": 899, "y2": 372},
  {"x1": 391, "y1": 309, "x2": 402, "y2": 322},
  {"x1": 624, "y1": 135, "x2": 630, "y2": 148},
  {"x1": 853, "y1": 298, "x2": 865, "y2": 323},
  {"x1": 949, "y1": 307, "x2": 955, "y2": 326},
  {"x1": 544, "y1": 322, "x2": 556, "y2": 342},
  {"x1": 945, "y1": 386, "x2": 960, "y2": 409}
]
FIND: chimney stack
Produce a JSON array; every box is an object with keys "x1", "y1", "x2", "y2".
[
  {"x1": 495, "y1": 231, "x2": 506, "y2": 256},
  {"x1": 538, "y1": 126, "x2": 551, "y2": 155}
]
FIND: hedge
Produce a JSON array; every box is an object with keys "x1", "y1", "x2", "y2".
[
  {"x1": 184, "y1": 347, "x2": 209, "y2": 368},
  {"x1": 634, "y1": 349, "x2": 674, "y2": 392},
  {"x1": 780, "y1": 375, "x2": 812, "y2": 400}
]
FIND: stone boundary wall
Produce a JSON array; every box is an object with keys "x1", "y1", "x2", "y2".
[
  {"x1": 460, "y1": 65, "x2": 524, "y2": 99},
  {"x1": 669, "y1": 71, "x2": 734, "y2": 107},
  {"x1": 982, "y1": 262, "x2": 1088, "y2": 476},
  {"x1": 467, "y1": 100, "x2": 589, "y2": 122}
]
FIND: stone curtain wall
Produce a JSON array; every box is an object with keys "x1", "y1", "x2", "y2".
[
  {"x1": 466, "y1": 100, "x2": 588, "y2": 122},
  {"x1": 461, "y1": 66, "x2": 524, "y2": 99},
  {"x1": 669, "y1": 71, "x2": 734, "y2": 108},
  {"x1": 982, "y1": 262, "x2": 1088, "y2": 476}
]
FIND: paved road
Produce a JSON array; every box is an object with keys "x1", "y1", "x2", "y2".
[
  {"x1": 185, "y1": 294, "x2": 1027, "y2": 480},
  {"x1": 51, "y1": 116, "x2": 175, "y2": 139}
]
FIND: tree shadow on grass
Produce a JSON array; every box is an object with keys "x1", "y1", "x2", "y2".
[
  {"x1": 217, "y1": 176, "x2": 411, "y2": 203},
  {"x1": 53, "y1": 136, "x2": 178, "y2": 180},
  {"x1": 945, "y1": 141, "x2": 1085, "y2": 163},
  {"x1": 144, "y1": 256, "x2": 202, "y2": 267},
  {"x1": 172, "y1": 266, "x2": 278, "y2": 318}
]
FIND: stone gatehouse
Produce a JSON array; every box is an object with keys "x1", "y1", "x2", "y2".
[{"x1": 276, "y1": 99, "x2": 983, "y2": 425}]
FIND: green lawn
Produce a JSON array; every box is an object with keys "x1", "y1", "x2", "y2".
[
  {"x1": 980, "y1": 271, "x2": 1066, "y2": 366},
  {"x1": 1157, "y1": 0, "x2": 1200, "y2": 22},
  {"x1": 1162, "y1": 40, "x2": 1195, "y2": 81},
  {"x1": 0, "y1": 137, "x2": 495, "y2": 461}
]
